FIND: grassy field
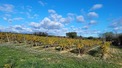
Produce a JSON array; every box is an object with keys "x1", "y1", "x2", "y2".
[{"x1": 0, "y1": 43, "x2": 122, "y2": 68}]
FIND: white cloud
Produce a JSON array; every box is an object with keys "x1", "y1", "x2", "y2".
[
  {"x1": 1, "y1": 24, "x2": 101, "y2": 37},
  {"x1": 92, "y1": 30, "x2": 101, "y2": 34},
  {"x1": 30, "y1": 22, "x2": 41, "y2": 29},
  {"x1": 0, "y1": 25, "x2": 4, "y2": 32},
  {"x1": 1, "y1": 25, "x2": 32, "y2": 33},
  {"x1": 67, "y1": 27, "x2": 101, "y2": 37},
  {"x1": 3, "y1": 17, "x2": 7, "y2": 21},
  {"x1": 3, "y1": 17, "x2": 12, "y2": 23},
  {"x1": 114, "y1": 27, "x2": 122, "y2": 31},
  {"x1": 60, "y1": 18, "x2": 66, "y2": 23},
  {"x1": 30, "y1": 17, "x2": 64, "y2": 30},
  {"x1": 110, "y1": 18, "x2": 122, "y2": 28},
  {"x1": 12, "y1": 25, "x2": 32, "y2": 33},
  {"x1": 67, "y1": 13, "x2": 75, "y2": 21},
  {"x1": 49, "y1": 13, "x2": 62, "y2": 21},
  {"x1": 0, "y1": 4, "x2": 14, "y2": 12},
  {"x1": 26, "y1": 6, "x2": 32, "y2": 12},
  {"x1": 3, "y1": 17, "x2": 24, "y2": 23},
  {"x1": 8, "y1": 19, "x2": 12, "y2": 23},
  {"x1": 1, "y1": 9, "x2": 102, "y2": 36},
  {"x1": 4, "y1": 14, "x2": 11, "y2": 17},
  {"x1": 109, "y1": 18, "x2": 122, "y2": 32},
  {"x1": 38, "y1": 0, "x2": 46, "y2": 6},
  {"x1": 60, "y1": 17, "x2": 73, "y2": 23},
  {"x1": 88, "y1": 12, "x2": 98, "y2": 19},
  {"x1": 76, "y1": 15, "x2": 85, "y2": 23},
  {"x1": 67, "y1": 13, "x2": 75, "y2": 16},
  {"x1": 89, "y1": 20, "x2": 97, "y2": 24},
  {"x1": 26, "y1": 12, "x2": 33, "y2": 19},
  {"x1": 48, "y1": 9, "x2": 56, "y2": 14},
  {"x1": 26, "y1": 12, "x2": 39, "y2": 19},
  {"x1": 13, "y1": 25, "x2": 24, "y2": 30},
  {"x1": 40, "y1": 17, "x2": 64, "y2": 29},
  {"x1": 59, "y1": 13, "x2": 74, "y2": 24},
  {"x1": 91, "y1": 4, "x2": 103, "y2": 10},
  {"x1": 34, "y1": 14, "x2": 39, "y2": 18},
  {"x1": 28, "y1": 9, "x2": 75, "y2": 35},
  {"x1": 13, "y1": 17, "x2": 24, "y2": 21},
  {"x1": 48, "y1": 9, "x2": 73, "y2": 24},
  {"x1": 82, "y1": 26, "x2": 89, "y2": 29},
  {"x1": 29, "y1": 9, "x2": 74, "y2": 35}
]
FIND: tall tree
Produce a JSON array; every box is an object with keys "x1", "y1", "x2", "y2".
[{"x1": 66, "y1": 32, "x2": 77, "y2": 38}]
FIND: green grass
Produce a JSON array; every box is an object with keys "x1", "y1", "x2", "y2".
[{"x1": 0, "y1": 43, "x2": 121, "y2": 68}]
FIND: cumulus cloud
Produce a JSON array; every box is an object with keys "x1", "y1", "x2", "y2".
[
  {"x1": 28, "y1": 9, "x2": 75, "y2": 35},
  {"x1": 13, "y1": 25, "x2": 24, "y2": 30},
  {"x1": 91, "y1": 4, "x2": 103, "y2": 10},
  {"x1": 29, "y1": 9, "x2": 74, "y2": 34},
  {"x1": 30, "y1": 17, "x2": 64, "y2": 30},
  {"x1": 48, "y1": 9, "x2": 73, "y2": 24},
  {"x1": 49, "y1": 13, "x2": 62, "y2": 21},
  {"x1": 88, "y1": 12, "x2": 98, "y2": 19},
  {"x1": 40, "y1": 17, "x2": 64, "y2": 29},
  {"x1": 30, "y1": 22, "x2": 40, "y2": 29},
  {"x1": 89, "y1": 20, "x2": 97, "y2": 25},
  {"x1": 13, "y1": 25, "x2": 32, "y2": 33},
  {"x1": 0, "y1": 4, "x2": 14, "y2": 12},
  {"x1": 60, "y1": 17, "x2": 73, "y2": 23},
  {"x1": 76, "y1": 15, "x2": 85, "y2": 23},
  {"x1": 1, "y1": 25, "x2": 32, "y2": 33},
  {"x1": 48, "y1": 9, "x2": 62, "y2": 22}
]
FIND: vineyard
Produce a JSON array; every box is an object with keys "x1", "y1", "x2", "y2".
[
  {"x1": 0, "y1": 32, "x2": 122, "y2": 68},
  {"x1": 0, "y1": 32, "x2": 111, "y2": 57}
]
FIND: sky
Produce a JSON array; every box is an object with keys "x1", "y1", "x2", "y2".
[{"x1": 0, "y1": 0, "x2": 122, "y2": 37}]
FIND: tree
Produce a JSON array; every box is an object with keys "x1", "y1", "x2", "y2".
[
  {"x1": 66, "y1": 32, "x2": 77, "y2": 38},
  {"x1": 100, "y1": 32, "x2": 114, "y2": 41},
  {"x1": 87, "y1": 36, "x2": 94, "y2": 39},
  {"x1": 33, "y1": 32, "x2": 48, "y2": 37}
]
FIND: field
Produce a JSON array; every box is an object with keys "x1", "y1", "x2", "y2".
[
  {"x1": 0, "y1": 0, "x2": 122, "y2": 68},
  {"x1": 0, "y1": 43, "x2": 122, "y2": 68},
  {"x1": 0, "y1": 33, "x2": 122, "y2": 68}
]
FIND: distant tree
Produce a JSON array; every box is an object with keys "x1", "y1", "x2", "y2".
[
  {"x1": 100, "y1": 32, "x2": 114, "y2": 41},
  {"x1": 77, "y1": 35, "x2": 83, "y2": 39},
  {"x1": 66, "y1": 32, "x2": 77, "y2": 38},
  {"x1": 33, "y1": 32, "x2": 48, "y2": 36},
  {"x1": 99, "y1": 32, "x2": 122, "y2": 46},
  {"x1": 87, "y1": 36, "x2": 94, "y2": 39}
]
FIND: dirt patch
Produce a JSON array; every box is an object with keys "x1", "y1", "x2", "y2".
[{"x1": 60, "y1": 50, "x2": 68, "y2": 53}]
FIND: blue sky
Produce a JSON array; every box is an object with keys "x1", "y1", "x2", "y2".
[{"x1": 0, "y1": 0, "x2": 122, "y2": 37}]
